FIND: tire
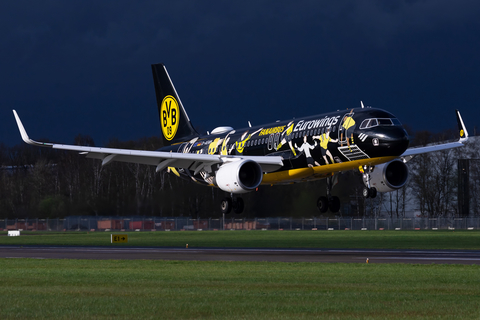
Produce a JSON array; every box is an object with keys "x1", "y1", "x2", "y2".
[
  {"x1": 362, "y1": 187, "x2": 370, "y2": 198},
  {"x1": 370, "y1": 187, "x2": 377, "y2": 199},
  {"x1": 317, "y1": 196, "x2": 328, "y2": 213},
  {"x1": 233, "y1": 197, "x2": 244, "y2": 214},
  {"x1": 329, "y1": 196, "x2": 341, "y2": 213},
  {"x1": 220, "y1": 198, "x2": 232, "y2": 214}
]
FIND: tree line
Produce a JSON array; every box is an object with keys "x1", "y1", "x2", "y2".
[{"x1": 0, "y1": 128, "x2": 478, "y2": 219}]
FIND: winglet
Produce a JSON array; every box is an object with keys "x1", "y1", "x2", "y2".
[
  {"x1": 456, "y1": 110, "x2": 468, "y2": 143},
  {"x1": 12, "y1": 110, "x2": 53, "y2": 147}
]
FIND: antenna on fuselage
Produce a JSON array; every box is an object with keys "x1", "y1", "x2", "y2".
[
  {"x1": 248, "y1": 121, "x2": 252, "y2": 128},
  {"x1": 361, "y1": 101, "x2": 365, "y2": 108}
]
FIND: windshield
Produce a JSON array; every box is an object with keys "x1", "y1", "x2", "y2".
[{"x1": 359, "y1": 118, "x2": 402, "y2": 129}]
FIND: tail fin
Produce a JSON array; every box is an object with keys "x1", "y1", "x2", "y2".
[{"x1": 152, "y1": 63, "x2": 199, "y2": 147}]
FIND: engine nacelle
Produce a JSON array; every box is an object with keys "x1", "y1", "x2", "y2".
[
  {"x1": 215, "y1": 160, "x2": 263, "y2": 194},
  {"x1": 364, "y1": 160, "x2": 409, "y2": 193}
]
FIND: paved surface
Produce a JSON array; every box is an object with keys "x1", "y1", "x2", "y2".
[{"x1": 1, "y1": 246, "x2": 480, "y2": 264}]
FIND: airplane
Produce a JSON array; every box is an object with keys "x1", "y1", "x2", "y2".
[{"x1": 13, "y1": 63, "x2": 469, "y2": 214}]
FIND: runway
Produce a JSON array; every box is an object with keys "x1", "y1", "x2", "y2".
[{"x1": 1, "y1": 246, "x2": 480, "y2": 264}]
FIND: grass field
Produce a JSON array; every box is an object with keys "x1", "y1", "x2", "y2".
[
  {"x1": 2, "y1": 230, "x2": 480, "y2": 319},
  {"x1": 1, "y1": 230, "x2": 480, "y2": 250},
  {"x1": 1, "y1": 259, "x2": 480, "y2": 319}
]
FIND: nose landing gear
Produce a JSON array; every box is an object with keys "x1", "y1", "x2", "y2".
[
  {"x1": 362, "y1": 165, "x2": 377, "y2": 199},
  {"x1": 362, "y1": 186, "x2": 377, "y2": 198},
  {"x1": 220, "y1": 195, "x2": 244, "y2": 214}
]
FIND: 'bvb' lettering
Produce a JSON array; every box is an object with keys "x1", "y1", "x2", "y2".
[{"x1": 160, "y1": 96, "x2": 180, "y2": 140}]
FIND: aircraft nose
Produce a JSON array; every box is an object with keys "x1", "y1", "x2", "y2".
[{"x1": 377, "y1": 127, "x2": 409, "y2": 155}]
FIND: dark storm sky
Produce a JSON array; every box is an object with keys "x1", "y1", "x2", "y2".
[{"x1": 1, "y1": 1, "x2": 480, "y2": 147}]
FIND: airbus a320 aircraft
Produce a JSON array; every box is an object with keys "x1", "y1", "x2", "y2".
[{"x1": 13, "y1": 63, "x2": 469, "y2": 214}]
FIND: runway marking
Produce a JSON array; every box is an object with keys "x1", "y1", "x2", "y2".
[
  {"x1": 367, "y1": 257, "x2": 480, "y2": 261},
  {"x1": 5, "y1": 257, "x2": 47, "y2": 259}
]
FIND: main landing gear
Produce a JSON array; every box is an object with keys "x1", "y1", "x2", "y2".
[
  {"x1": 317, "y1": 176, "x2": 341, "y2": 213},
  {"x1": 362, "y1": 165, "x2": 377, "y2": 199},
  {"x1": 220, "y1": 195, "x2": 244, "y2": 214}
]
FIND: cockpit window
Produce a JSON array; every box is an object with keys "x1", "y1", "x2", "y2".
[
  {"x1": 359, "y1": 118, "x2": 401, "y2": 129},
  {"x1": 391, "y1": 118, "x2": 401, "y2": 126},
  {"x1": 378, "y1": 119, "x2": 392, "y2": 125}
]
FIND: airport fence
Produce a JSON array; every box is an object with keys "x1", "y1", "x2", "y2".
[{"x1": 1, "y1": 217, "x2": 480, "y2": 231}]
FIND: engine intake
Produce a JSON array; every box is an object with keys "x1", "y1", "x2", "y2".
[
  {"x1": 215, "y1": 160, "x2": 263, "y2": 193},
  {"x1": 365, "y1": 160, "x2": 409, "y2": 193}
]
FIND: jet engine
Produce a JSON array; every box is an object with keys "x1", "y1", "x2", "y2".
[
  {"x1": 364, "y1": 160, "x2": 409, "y2": 193},
  {"x1": 215, "y1": 160, "x2": 263, "y2": 193}
]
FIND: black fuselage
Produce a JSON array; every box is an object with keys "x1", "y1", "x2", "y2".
[{"x1": 158, "y1": 107, "x2": 409, "y2": 183}]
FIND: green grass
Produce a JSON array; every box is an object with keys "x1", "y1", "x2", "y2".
[
  {"x1": 2, "y1": 231, "x2": 480, "y2": 319},
  {"x1": 1, "y1": 259, "x2": 479, "y2": 319},
  {"x1": 1, "y1": 230, "x2": 480, "y2": 250}
]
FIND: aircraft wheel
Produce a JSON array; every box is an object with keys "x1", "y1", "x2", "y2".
[
  {"x1": 233, "y1": 197, "x2": 244, "y2": 214},
  {"x1": 220, "y1": 198, "x2": 232, "y2": 214},
  {"x1": 317, "y1": 196, "x2": 328, "y2": 213},
  {"x1": 370, "y1": 187, "x2": 377, "y2": 199},
  {"x1": 328, "y1": 196, "x2": 341, "y2": 213},
  {"x1": 362, "y1": 187, "x2": 370, "y2": 198}
]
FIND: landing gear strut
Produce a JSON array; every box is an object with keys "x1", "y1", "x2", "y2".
[
  {"x1": 220, "y1": 195, "x2": 244, "y2": 214},
  {"x1": 317, "y1": 176, "x2": 340, "y2": 213},
  {"x1": 362, "y1": 166, "x2": 377, "y2": 199}
]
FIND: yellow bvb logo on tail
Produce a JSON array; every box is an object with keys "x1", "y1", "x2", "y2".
[{"x1": 160, "y1": 95, "x2": 180, "y2": 140}]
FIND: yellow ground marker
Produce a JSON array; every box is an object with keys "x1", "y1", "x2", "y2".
[{"x1": 111, "y1": 234, "x2": 128, "y2": 243}]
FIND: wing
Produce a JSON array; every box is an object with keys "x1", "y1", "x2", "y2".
[
  {"x1": 13, "y1": 110, "x2": 284, "y2": 173},
  {"x1": 400, "y1": 109, "x2": 468, "y2": 162}
]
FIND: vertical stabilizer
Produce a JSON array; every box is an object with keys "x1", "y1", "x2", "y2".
[{"x1": 152, "y1": 63, "x2": 199, "y2": 147}]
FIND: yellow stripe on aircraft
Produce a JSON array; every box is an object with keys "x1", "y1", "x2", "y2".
[{"x1": 261, "y1": 156, "x2": 397, "y2": 185}]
